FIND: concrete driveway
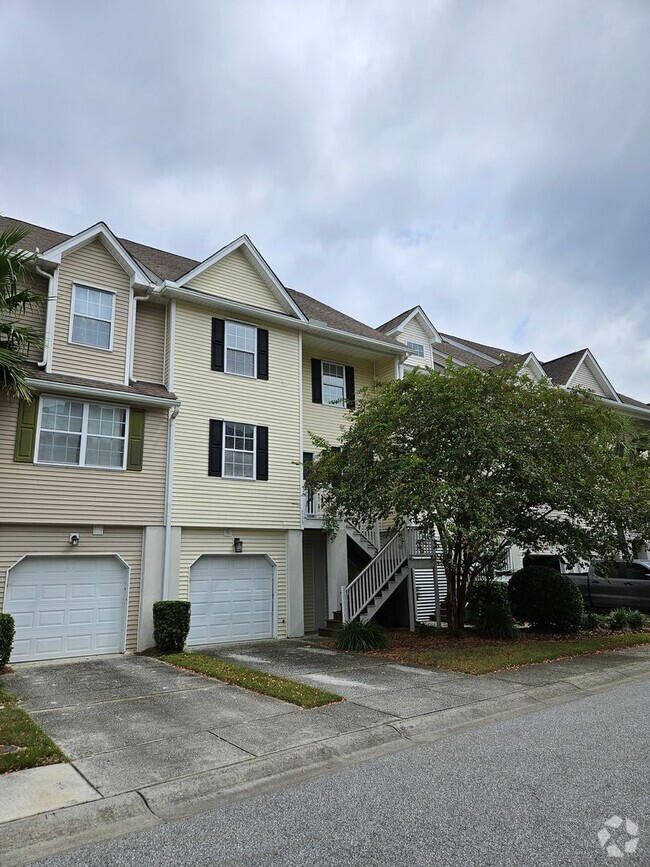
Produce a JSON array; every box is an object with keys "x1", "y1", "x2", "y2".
[{"x1": 4, "y1": 641, "x2": 650, "y2": 801}]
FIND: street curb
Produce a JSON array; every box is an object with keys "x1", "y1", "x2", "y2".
[
  {"x1": 0, "y1": 791, "x2": 161, "y2": 867},
  {"x1": 1, "y1": 666, "x2": 646, "y2": 865}
]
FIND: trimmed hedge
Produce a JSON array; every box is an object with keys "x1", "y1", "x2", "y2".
[
  {"x1": 466, "y1": 581, "x2": 516, "y2": 640},
  {"x1": 153, "y1": 601, "x2": 191, "y2": 653},
  {"x1": 509, "y1": 566, "x2": 583, "y2": 633},
  {"x1": 0, "y1": 613, "x2": 15, "y2": 668}
]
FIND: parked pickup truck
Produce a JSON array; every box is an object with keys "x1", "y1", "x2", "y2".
[{"x1": 569, "y1": 560, "x2": 650, "y2": 612}]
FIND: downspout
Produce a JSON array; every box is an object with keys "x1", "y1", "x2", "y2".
[
  {"x1": 127, "y1": 288, "x2": 153, "y2": 383},
  {"x1": 161, "y1": 300, "x2": 177, "y2": 601},
  {"x1": 35, "y1": 265, "x2": 58, "y2": 369}
]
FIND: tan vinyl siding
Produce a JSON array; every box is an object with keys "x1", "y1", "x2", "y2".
[
  {"x1": 14, "y1": 274, "x2": 48, "y2": 362},
  {"x1": 302, "y1": 351, "x2": 375, "y2": 450},
  {"x1": 399, "y1": 317, "x2": 433, "y2": 367},
  {"x1": 569, "y1": 361, "x2": 607, "y2": 396},
  {"x1": 52, "y1": 239, "x2": 131, "y2": 383},
  {"x1": 178, "y1": 528, "x2": 288, "y2": 639},
  {"x1": 186, "y1": 249, "x2": 288, "y2": 313},
  {"x1": 172, "y1": 302, "x2": 301, "y2": 528},
  {"x1": 133, "y1": 300, "x2": 166, "y2": 383},
  {"x1": 374, "y1": 355, "x2": 398, "y2": 382},
  {"x1": 0, "y1": 398, "x2": 167, "y2": 525},
  {"x1": 0, "y1": 525, "x2": 143, "y2": 651}
]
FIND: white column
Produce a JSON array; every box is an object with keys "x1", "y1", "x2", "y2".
[
  {"x1": 326, "y1": 522, "x2": 348, "y2": 619},
  {"x1": 286, "y1": 530, "x2": 304, "y2": 637}
]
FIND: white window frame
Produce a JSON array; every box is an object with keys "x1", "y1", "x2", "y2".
[
  {"x1": 321, "y1": 360, "x2": 346, "y2": 408},
  {"x1": 222, "y1": 420, "x2": 257, "y2": 480},
  {"x1": 224, "y1": 319, "x2": 257, "y2": 379},
  {"x1": 35, "y1": 396, "x2": 130, "y2": 471},
  {"x1": 406, "y1": 341, "x2": 425, "y2": 358},
  {"x1": 68, "y1": 283, "x2": 116, "y2": 352}
]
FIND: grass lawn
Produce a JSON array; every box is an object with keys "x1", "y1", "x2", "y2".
[
  {"x1": 0, "y1": 681, "x2": 66, "y2": 774},
  {"x1": 161, "y1": 653, "x2": 343, "y2": 709},
  {"x1": 329, "y1": 629, "x2": 650, "y2": 675}
]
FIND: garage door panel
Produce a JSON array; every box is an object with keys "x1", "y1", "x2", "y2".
[
  {"x1": 5, "y1": 555, "x2": 128, "y2": 662},
  {"x1": 188, "y1": 555, "x2": 273, "y2": 645}
]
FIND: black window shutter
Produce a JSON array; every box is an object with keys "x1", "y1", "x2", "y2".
[
  {"x1": 208, "y1": 419, "x2": 223, "y2": 476},
  {"x1": 345, "y1": 365, "x2": 356, "y2": 409},
  {"x1": 256, "y1": 425, "x2": 269, "y2": 480},
  {"x1": 257, "y1": 328, "x2": 269, "y2": 380},
  {"x1": 311, "y1": 358, "x2": 322, "y2": 404},
  {"x1": 211, "y1": 318, "x2": 225, "y2": 371}
]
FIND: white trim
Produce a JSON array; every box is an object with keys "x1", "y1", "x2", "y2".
[
  {"x1": 159, "y1": 283, "x2": 406, "y2": 356},
  {"x1": 519, "y1": 352, "x2": 547, "y2": 380},
  {"x1": 26, "y1": 377, "x2": 179, "y2": 408},
  {"x1": 3, "y1": 552, "x2": 131, "y2": 658},
  {"x1": 35, "y1": 265, "x2": 58, "y2": 371},
  {"x1": 222, "y1": 420, "x2": 257, "y2": 480},
  {"x1": 298, "y1": 332, "x2": 304, "y2": 531},
  {"x1": 441, "y1": 335, "x2": 502, "y2": 364},
  {"x1": 35, "y1": 395, "x2": 130, "y2": 471},
  {"x1": 224, "y1": 318, "x2": 258, "y2": 379},
  {"x1": 405, "y1": 340, "x2": 425, "y2": 358},
  {"x1": 321, "y1": 359, "x2": 347, "y2": 408},
  {"x1": 186, "y1": 552, "x2": 278, "y2": 642},
  {"x1": 168, "y1": 299, "x2": 176, "y2": 391},
  {"x1": 175, "y1": 235, "x2": 307, "y2": 321},
  {"x1": 39, "y1": 222, "x2": 153, "y2": 288},
  {"x1": 162, "y1": 406, "x2": 179, "y2": 601},
  {"x1": 383, "y1": 306, "x2": 442, "y2": 343},
  {"x1": 565, "y1": 349, "x2": 621, "y2": 402},
  {"x1": 68, "y1": 283, "x2": 116, "y2": 352}
]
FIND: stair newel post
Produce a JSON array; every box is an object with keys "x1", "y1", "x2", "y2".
[{"x1": 341, "y1": 585, "x2": 350, "y2": 623}]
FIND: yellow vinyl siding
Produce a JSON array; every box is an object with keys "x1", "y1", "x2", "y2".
[
  {"x1": 52, "y1": 239, "x2": 131, "y2": 383},
  {"x1": 302, "y1": 351, "x2": 375, "y2": 450},
  {"x1": 400, "y1": 317, "x2": 433, "y2": 367},
  {"x1": 0, "y1": 525, "x2": 143, "y2": 651},
  {"x1": 569, "y1": 361, "x2": 607, "y2": 396},
  {"x1": 172, "y1": 302, "x2": 301, "y2": 528},
  {"x1": 133, "y1": 300, "x2": 167, "y2": 383},
  {"x1": 186, "y1": 249, "x2": 288, "y2": 313},
  {"x1": 178, "y1": 528, "x2": 288, "y2": 639},
  {"x1": 374, "y1": 355, "x2": 398, "y2": 382},
  {"x1": 0, "y1": 398, "x2": 167, "y2": 525}
]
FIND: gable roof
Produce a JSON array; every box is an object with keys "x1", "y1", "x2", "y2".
[
  {"x1": 540, "y1": 349, "x2": 586, "y2": 385},
  {"x1": 377, "y1": 305, "x2": 442, "y2": 342},
  {"x1": 377, "y1": 307, "x2": 417, "y2": 334},
  {"x1": 288, "y1": 288, "x2": 403, "y2": 346}
]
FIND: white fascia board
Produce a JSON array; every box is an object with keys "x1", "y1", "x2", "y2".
[
  {"x1": 26, "y1": 377, "x2": 180, "y2": 408},
  {"x1": 39, "y1": 222, "x2": 154, "y2": 289},
  {"x1": 519, "y1": 353, "x2": 547, "y2": 380},
  {"x1": 401, "y1": 306, "x2": 442, "y2": 342},
  {"x1": 174, "y1": 235, "x2": 307, "y2": 321},
  {"x1": 566, "y1": 349, "x2": 620, "y2": 402},
  {"x1": 161, "y1": 283, "x2": 407, "y2": 356}
]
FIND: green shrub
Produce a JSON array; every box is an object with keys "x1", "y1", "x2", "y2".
[
  {"x1": 508, "y1": 566, "x2": 584, "y2": 633},
  {"x1": 608, "y1": 608, "x2": 647, "y2": 631},
  {"x1": 466, "y1": 581, "x2": 516, "y2": 640},
  {"x1": 582, "y1": 611, "x2": 608, "y2": 631},
  {"x1": 336, "y1": 619, "x2": 389, "y2": 651},
  {"x1": 0, "y1": 613, "x2": 15, "y2": 667},
  {"x1": 153, "y1": 601, "x2": 191, "y2": 652}
]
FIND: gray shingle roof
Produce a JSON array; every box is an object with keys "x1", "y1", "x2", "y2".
[
  {"x1": 377, "y1": 307, "x2": 417, "y2": 334},
  {"x1": 287, "y1": 288, "x2": 403, "y2": 346},
  {"x1": 23, "y1": 363, "x2": 177, "y2": 401},
  {"x1": 540, "y1": 349, "x2": 587, "y2": 385}
]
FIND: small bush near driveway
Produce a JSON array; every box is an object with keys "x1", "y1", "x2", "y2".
[
  {"x1": 509, "y1": 566, "x2": 584, "y2": 632},
  {"x1": 153, "y1": 600, "x2": 191, "y2": 652},
  {"x1": 466, "y1": 582, "x2": 515, "y2": 640},
  {"x1": 0, "y1": 614, "x2": 15, "y2": 669}
]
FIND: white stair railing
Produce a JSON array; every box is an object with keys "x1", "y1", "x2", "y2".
[
  {"x1": 342, "y1": 528, "x2": 414, "y2": 622},
  {"x1": 347, "y1": 519, "x2": 381, "y2": 552}
]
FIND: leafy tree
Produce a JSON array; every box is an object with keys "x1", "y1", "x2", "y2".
[
  {"x1": 0, "y1": 224, "x2": 41, "y2": 400},
  {"x1": 309, "y1": 363, "x2": 647, "y2": 636}
]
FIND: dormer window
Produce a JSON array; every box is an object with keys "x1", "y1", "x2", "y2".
[
  {"x1": 406, "y1": 340, "x2": 425, "y2": 358},
  {"x1": 70, "y1": 284, "x2": 115, "y2": 351}
]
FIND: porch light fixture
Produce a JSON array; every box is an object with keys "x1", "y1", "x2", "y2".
[
  {"x1": 233, "y1": 537, "x2": 243, "y2": 553},
  {"x1": 69, "y1": 533, "x2": 81, "y2": 546}
]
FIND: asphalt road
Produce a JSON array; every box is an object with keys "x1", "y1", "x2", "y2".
[{"x1": 33, "y1": 680, "x2": 650, "y2": 867}]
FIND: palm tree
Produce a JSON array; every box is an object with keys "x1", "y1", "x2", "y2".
[{"x1": 0, "y1": 224, "x2": 42, "y2": 400}]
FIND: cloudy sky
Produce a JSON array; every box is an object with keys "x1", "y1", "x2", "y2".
[{"x1": 1, "y1": 0, "x2": 649, "y2": 398}]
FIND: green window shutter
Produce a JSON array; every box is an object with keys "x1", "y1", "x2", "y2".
[
  {"x1": 126, "y1": 409, "x2": 146, "y2": 471},
  {"x1": 14, "y1": 398, "x2": 39, "y2": 463}
]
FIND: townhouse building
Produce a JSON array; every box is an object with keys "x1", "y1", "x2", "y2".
[{"x1": 1, "y1": 216, "x2": 647, "y2": 662}]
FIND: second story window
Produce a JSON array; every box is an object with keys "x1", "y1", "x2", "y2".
[
  {"x1": 406, "y1": 340, "x2": 425, "y2": 358},
  {"x1": 36, "y1": 397, "x2": 127, "y2": 469},
  {"x1": 224, "y1": 421, "x2": 255, "y2": 478},
  {"x1": 70, "y1": 285, "x2": 115, "y2": 351},
  {"x1": 322, "y1": 361, "x2": 346, "y2": 405},
  {"x1": 225, "y1": 321, "x2": 256, "y2": 377}
]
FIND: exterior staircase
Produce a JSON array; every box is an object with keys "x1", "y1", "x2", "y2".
[
  {"x1": 318, "y1": 610, "x2": 343, "y2": 637},
  {"x1": 345, "y1": 521, "x2": 380, "y2": 559}
]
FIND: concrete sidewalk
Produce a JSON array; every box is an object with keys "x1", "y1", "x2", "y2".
[{"x1": 1, "y1": 641, "x2": 649, "y2": 866}]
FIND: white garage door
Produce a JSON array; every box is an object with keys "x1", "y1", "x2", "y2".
[
  {"x1": 5, "y1": 555, "x2": 128, "y2": 663},
  {"x1": 188, "y1": 555, "x2": 274, "y2": 645}
]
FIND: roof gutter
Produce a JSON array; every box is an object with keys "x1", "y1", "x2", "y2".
[
  {"x1": 597, "y1": 396, "x2": 650, "y2": 420},
  {"x1": 158, "y1": 282, "x2": 408, "y2": 357},
  {"x1": 26, "y1": 377, "x2": 180, "y2": 409}
]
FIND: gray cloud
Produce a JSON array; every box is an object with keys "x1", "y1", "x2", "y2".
[{"x1": 1, "y1": 0, "x2": 648, "y2": 398}]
